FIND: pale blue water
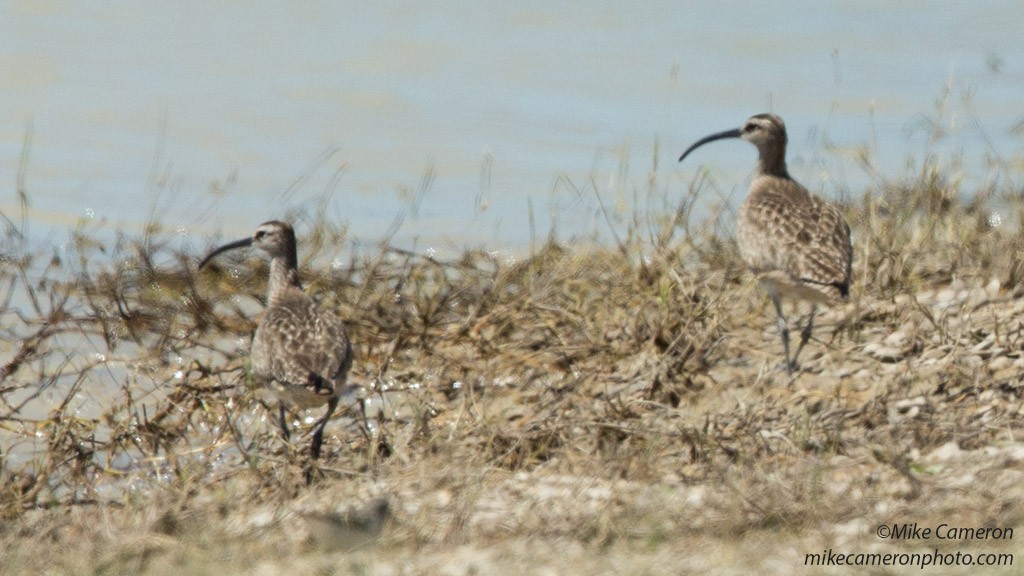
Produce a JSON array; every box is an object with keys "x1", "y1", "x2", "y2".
[{"x1": 2, "y1": 1, "x2": 1022, "y2": 255}]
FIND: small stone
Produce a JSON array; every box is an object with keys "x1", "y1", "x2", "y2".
[
  {"x1": 925, "y1": 441, "x2": 961, "y2": 462},
  {"x1": 864, "y1": 343, "x2": 905, "y2": 362},
  {"x1": 985, "y1": 277, "x2": 1001, "y2": 299}
]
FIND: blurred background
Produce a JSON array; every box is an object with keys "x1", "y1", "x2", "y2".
[{"x1": 2, "y1": 1, "x2": 1022, "y2": 256}]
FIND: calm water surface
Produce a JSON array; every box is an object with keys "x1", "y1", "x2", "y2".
[{"x1": 3, "y1": 2, "x2": 1023, "y2": 255}]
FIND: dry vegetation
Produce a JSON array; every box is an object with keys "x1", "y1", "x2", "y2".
[{"x1": 2, "y1": 132, "x2": 1024, "y2": 574}]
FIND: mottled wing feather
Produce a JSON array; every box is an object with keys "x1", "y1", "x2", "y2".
[
  {"x1": 250, "y1": 289, "x2": 353, "y2": 404},
  {"x1": 801, "y1": 194, "x2": 852, "y2": 296},
  {"x1": 738, "y1": 176, "x2": 852, "y2": 303}
]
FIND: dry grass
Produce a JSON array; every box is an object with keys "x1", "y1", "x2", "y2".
[{"x1": 2, "y1": 119, "x2": 1024, "y2": 574}]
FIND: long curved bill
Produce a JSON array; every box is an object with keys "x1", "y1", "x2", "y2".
[
  {"x1": 678, "y1": 127, "x2": 742, "y2": 163},
  {"x1": 198, "y1": 237, "x2": 253, "y2": 270}
]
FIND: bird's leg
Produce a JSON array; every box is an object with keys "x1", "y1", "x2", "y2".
[
  {"x1": 305, "y1": 396, "x2": 339, "y2": 485},
  {"x1": 310, "y1": 396, "x2": 338, "y2": 461},
  {"x1": 791, "y1": 304, "x2": 817, "y2": 368},
  {"x1": 771, "y1": 295, "x2": 796, "y2": 374},
  {"x1": 278, "y1": 401, "x2": 291, "y2": 441}
]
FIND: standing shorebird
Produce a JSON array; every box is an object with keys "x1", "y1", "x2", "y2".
[
  {"x1": 678, "y1": 113, "x2": 852, "y2": 373},
  {"x1": 199, "y1": 220, "x2": 355, "y2": 470}
]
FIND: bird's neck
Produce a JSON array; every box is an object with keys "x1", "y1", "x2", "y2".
[
  {"x1": 267, "y1": 255, "x2": 302, "y2": 304},
  {"x1": 756, "y1": 148, "x2": 789, "y2": 178}
]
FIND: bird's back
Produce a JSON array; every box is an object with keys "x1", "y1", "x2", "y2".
[
  {"x1": 251, "y1": 287, "x2": 353, "y2": 408},
  {"x1": 737, "y1": 175, "x2": 852, "y2": 304}
]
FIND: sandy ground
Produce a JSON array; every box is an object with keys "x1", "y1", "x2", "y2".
[{"x1": 4, "y1": 271, "x2": 1023, "y2": 575}]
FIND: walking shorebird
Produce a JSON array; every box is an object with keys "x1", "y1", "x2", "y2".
[
  {"x1": 678, "y1": 113, "x2": 852, "y2": 373},
  {"x1": 198, "y1": 220, "x2": 356, "y2": 471}
]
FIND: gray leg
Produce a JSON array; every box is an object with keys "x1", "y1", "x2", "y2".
[
  {"x1": 305, "y1": 396, "x2": 339, "y2": 485},
  {"x1": 791, "y1": 304, "x2": 817, "y2": 368},
  {"x1": 310, "y1": 396, "x2": 338, "y2": 462},
  {"x1": 771, "y1": 295, "x2": 795, "y2": 374},
  {"x1": 278, "y1": 401, "x2": 290, "y2": 441}
]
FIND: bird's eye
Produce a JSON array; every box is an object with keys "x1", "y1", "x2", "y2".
[
  {"x1": 255, "y1": 231, "x2": 267, "y2": 239},
  {"x1": 743, "y1": 123, "x2": 757, "y2": 133}
]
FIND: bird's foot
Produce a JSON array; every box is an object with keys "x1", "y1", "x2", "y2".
[
  {"x1": 303, "y1": 461, "x2": 322, "y2": 485},
  {"x1": 775, "y1": 360, "x2": 800, "y2": 375}
]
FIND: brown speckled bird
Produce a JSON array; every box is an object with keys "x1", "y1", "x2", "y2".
[
  {"x1": 679, "y1": 113, "x2": 852, "y2": 372},
  {"x1": 199, "y1": 220, "x2": 355, "y2": 464}
]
